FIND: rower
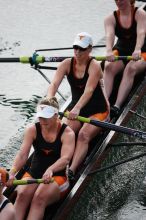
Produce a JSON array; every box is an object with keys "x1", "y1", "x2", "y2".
[
  {"x1": 103, "y1": 0, "x2": 146, "y2": 117},
  {"x1": 7, "y1": 97, "x2": 75, "y2": 220},
  {"x1": 47, "y1": 32, "x2": 110, "y2": 178}
]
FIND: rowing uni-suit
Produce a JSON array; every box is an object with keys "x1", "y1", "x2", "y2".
[
  {"x1": 67, "y1": 57, "x2": 109, "y2": 121},
  {"x1": 0, "y1": 196, "x2": 10, "y2": 212},
  {"x1": 23, "y1": 122, "x2": 69, "y2": 198},
  {"x1": 113, "y1": 6, "x2": 146, "y2": 63}
]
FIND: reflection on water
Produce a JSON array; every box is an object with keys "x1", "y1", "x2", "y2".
[
  {"x1": 0, "y1": 94, "x2": 41, "y2": 168},
  {"x1": 0, "y1": 94, "x2": 41, "y2": 119}
]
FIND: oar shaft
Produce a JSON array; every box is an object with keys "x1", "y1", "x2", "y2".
[
  {"x1": 60, "y1": 112, "x2": 146, "y2": 139},
  {"x1": 35, "y1": 44, "x2": 106, "y2": 52},
  {"x1": 0, "y1": 55, "x2": 135, "y2": 64},
  {"x1": 89, "y1": 118, "x2": 146, "y2": 139}
]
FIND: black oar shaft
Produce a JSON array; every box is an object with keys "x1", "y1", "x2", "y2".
[
  {"x1": 59, "y1": 112, "x2": 146, "y2": 139},
  {"x1": 35, "y1": 44, "x2": 106, "y2": 52},
  {"x1": 90, "y1": 118, "x2": 146, "y2": 139},
  {"x1": 0, "y1": 58, "x2": 20, "y2": 62}
]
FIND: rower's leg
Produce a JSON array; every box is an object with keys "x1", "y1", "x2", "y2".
[
  {"x1": 14, "y1": 184, "x2": 37, "y2": 220},
  {"x1": 62, "y1": 117, "x2": 81, "y2": 133},
  {"x1": 103, "y1": 61, "x2": 124, "y2": 98},
  {"x1": 69, "y1": 123, "x2": 101, "y2": 174},
  {"x1": 26, "y1": 182, "x2": 60, "y2": 220},
  {"x1": 115, "y1": 60, "x2": 146, "y2": 108}
]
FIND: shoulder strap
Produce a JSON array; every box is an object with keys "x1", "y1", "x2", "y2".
[
  {"x1": 133, "y1": 7, "x2": 138, "y2": 17},
  {"x1": 85, "y1": 57, "x2": 94, "y2": 73},
  {"x1": 35, "y1": 122, "x2": 41, "y2": 139},
  {"x1": 57, "y1": 123, "x2": 67, "y2": 139},
  {"x1": 113, "y1": 10, "x2": 119, "y2": 23},
  {"x1": 69, "y1": 58, "x2": 74, "y2": 75}
]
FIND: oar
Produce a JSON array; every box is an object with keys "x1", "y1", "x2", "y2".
[
  {"x1": 12, "y1": 178, "x2": 54, "y2": 186},
  {"x1": 59, "y1": 112, "x2": 146, "y2": 139},
  {"x1": 32, "y1": 66, "x2": 66, "y2": 101},
  {"x1": 35, "y1": 44, "x2": 106, "y2": 52},
  {"x1": 0, "y1": 167, "x2": 54, "y2": 186},
  {"x1": 0, "y1": 56, "x2": 136, "y2": 65}
]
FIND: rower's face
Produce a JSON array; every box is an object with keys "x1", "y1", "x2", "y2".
[
  {"x1": 39, "y1": 115, "x2": 57, "y2": 127},
  {"x1": 115, "y1": 0, "x2": 130, "y2": 8},
  {"x1": 73, "y1": 46, "x2": 91, "y2": 59}
]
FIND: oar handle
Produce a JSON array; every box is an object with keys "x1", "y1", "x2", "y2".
[
  {"x1": 94, "y1": 56, "x2": 133, "y2": 61},
  {"x1": 12, "y1": 178, "x2": 54, "y2": 186}
]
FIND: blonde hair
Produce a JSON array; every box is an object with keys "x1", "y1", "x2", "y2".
[{"x1": 39, "y1": 97, "x2": 59, "y2": 110}]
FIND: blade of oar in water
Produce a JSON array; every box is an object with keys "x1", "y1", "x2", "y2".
[
  {"x1": 35, "y1": 44, "x2": 106, "y2": 52},
  {"x1": 12, "y1": 178, "x2": 54, "y2": 186},
  {"x1": 0, "y1": 55, "x2": 137, "y2": 65},
  {"x1": 59, "y1": 112, "x2": 146, "y2": 139}
]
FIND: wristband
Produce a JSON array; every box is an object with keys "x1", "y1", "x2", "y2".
[{"x1": 10, "y1": 167, "x2": 17, "y2": 174}]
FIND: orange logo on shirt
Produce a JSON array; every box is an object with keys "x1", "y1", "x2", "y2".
[{"x1": 42, "y1": 149, "x2": 53, "y2": 155}]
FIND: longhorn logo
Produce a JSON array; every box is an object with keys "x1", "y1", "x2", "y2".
[{"x1": 79, "y1": 35, "x2": 85, "y2": 40}]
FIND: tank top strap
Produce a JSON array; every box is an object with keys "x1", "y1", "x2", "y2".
[
  {"x1": 133, "y1": 7, "x2": 138, "y2": 18},
  {"x1": 85, "y1": 57, "x2": 94, "y2": 73},
  {"x1": 57, "y1": 123, "x2": 67, "y2": 139},
  {"x1": 69, "y1": 58, "x2": 74, "y2": 75},
  {"x1": 35, "y1": 122, "x2": 42, "y2": 139},
  {"x1": 113, "y1": 10, "x2": 119, "y2": 23}
]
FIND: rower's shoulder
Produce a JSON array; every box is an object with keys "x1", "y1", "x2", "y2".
[
  {"x1": 104, "y1": 12, "x2": 115, "y2": 22},
  {"x1": 57, "y1": 58, "x2": 71, "y2": 70},
  {"x1": 24, "y1": 123, "x2": 36, "y2": 135},
  {"x1": 135, "y1": 7, "x2": 146, "y2": 17}
]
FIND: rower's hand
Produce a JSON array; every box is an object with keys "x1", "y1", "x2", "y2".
[
  {"x1": 67, "y1": 107, "x2": 80, "y2": 120},
  {"x1": 132, "y1": 50, "x2": 141, "y2": 61},
  {"x1": 6, "y1": 173, "x2": 15, "y2": 187},
  {"x1": 106, "y1": 51, "x2": 115, "y2": 62},
  {"x1": 42, "y1": 169, "x2": 53, "y2": 184}
]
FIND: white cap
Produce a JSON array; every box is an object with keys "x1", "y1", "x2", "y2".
[
  {"x1": 73, "y1": 32, "x2": 93, "y2": 48},
  {"x1": 36, "y1": 105, "x2": 58, "y2": 119}
]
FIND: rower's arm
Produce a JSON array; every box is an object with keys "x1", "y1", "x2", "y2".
[
  {"x1": 104, "y1": 14, "x2": 116, "y2": 55},
  {"x1": 47, "y1": 59, "x2": 70, "y2": 98},
  {"x1": 134, "y1": 9, "x2": 146, "y2": 52},
  {"x1": 9, "y1": 124, "x2": 35, "y2": 175}
]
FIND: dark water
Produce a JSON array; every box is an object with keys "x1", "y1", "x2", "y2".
[
  {"x1": 68, "y1": 95, "x2": 146, "y2": 220},
  {"x1": 0, "y1": 1, "x2": 146, "y2": 219}
]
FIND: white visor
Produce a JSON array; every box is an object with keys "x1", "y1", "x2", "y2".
[
  {"x1": 36, "y1": 105, "x2": 58, "y2": 119},
  {"x1": 73, "y1": 32, "x2": 93, "y2": 48}
]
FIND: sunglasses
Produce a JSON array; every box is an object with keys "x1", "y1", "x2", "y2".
[{"x1": 73, "y1": 45, "x2": 89, "y2": 51}]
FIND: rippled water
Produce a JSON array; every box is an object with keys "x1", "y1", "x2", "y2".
[{"x1": 0, "y1": 1, "x2": 146, "y2": 219}]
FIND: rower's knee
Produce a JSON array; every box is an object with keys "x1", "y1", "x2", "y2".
[
  {"x1": 78, "y1": 129, "x2": 90, "y2": 144},
  {"x1": 31, "y1": 191, "x2": 48, "y2": 208},
  {"x1": 104, "y1": 62, "x2": 117, "y2": 76},
  {"x1": 16, "y1": 189, "x2": 29, "y2": 202},
  {"x1": 124, "y1": 63, "x2": 136, "y2": 77}
]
